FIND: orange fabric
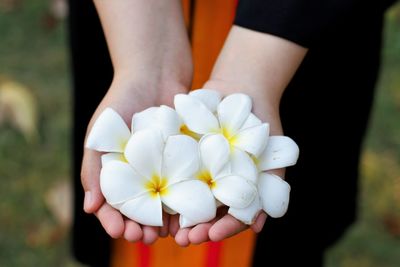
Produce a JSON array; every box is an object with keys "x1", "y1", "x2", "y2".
[
  {"x1": 111, "y1": 231, "x2": 255, "y2": 267},
  {"x1": 111, "y1": 1, "x2": 256, "y2": 267},
  {"x1": 191, "y1": 0, "x2": 237, "y2": 88},
  {"x1": 111, "y1": 238, "x2": 138, "y2": 267},
  {"x1": 219, "y1": 230, "x2": 256, "y2": 267},
  {"x1": 181, "y1": 0, "x2": 191, "y2": 29}
]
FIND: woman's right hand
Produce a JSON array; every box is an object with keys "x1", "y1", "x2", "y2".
[{"x1": 81, "y1": 75, "x2": 189, "y2": 244}]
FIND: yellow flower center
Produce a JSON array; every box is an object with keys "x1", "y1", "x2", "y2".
[
  {"x1": 145, "y1": 175, "x2": 168, "y2": 198},
  {"x1": 250, "y1": 154, "x2": 259, "y2": 166},
  {"x1": 118, "y1": 140, "x2": 128, "y2": 162},
  {"x1": 119, "y1": 153, "x2": 128, "y2": 163},
  {"x1": 221, "y1": 127, "x2": 237, "y2": 148},
  {"x1": 196, "y1": 170, "x2": 216, "y2": 189},
  {"x1": 180, "y1": 124, "x2": 200, "y2": 140},
  {"x1": 119, "y1": 139, "x2": 128, "y2": 151}
]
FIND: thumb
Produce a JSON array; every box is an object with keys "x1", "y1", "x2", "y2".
[{"x1": 81, "y1": 148, "x2": 104, "y2": 213}]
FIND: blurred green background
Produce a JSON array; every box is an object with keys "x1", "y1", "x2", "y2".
[{"x1": 0, "y1": 1, "x2": 399, "y2": 266}]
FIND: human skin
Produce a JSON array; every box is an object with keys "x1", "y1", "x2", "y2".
[
  {"x1": 170, "y1": 26, "x2": 308, "y2": 246},
  {"x1": 82, "y1": 1, "x2": 307, "y2": 246},
  {"x1": 81, "y1": 0, "x2": 192, "y2": 244}
]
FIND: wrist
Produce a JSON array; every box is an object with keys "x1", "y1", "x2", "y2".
[{"x1": 110, "y1": 73, "x2": 189, "y2": 106}]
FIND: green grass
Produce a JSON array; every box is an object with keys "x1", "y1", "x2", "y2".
[{"x1": 0, "y1": 1, "x2": 399, "y2": 266}]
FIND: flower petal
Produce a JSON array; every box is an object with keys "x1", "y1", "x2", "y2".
[
  {"x1": 240, "y1": 113, "x2": 262, "y2": 130},
  {"x1": 217, "y1": 93, "x2": 252, "y2": 133},
  {"x1": 86, "y1": 108, "x2": 131, "y2": 152},
  {"x1": 258, "y1": 136, "x2": 300, "y2": 171},
  {"x1": 162, "y1": 135, "x2": 199, "y2": 185},
  {"x1": 234, "y1": 123, "x2": 269, "y2": 157},
  {"x1": 162, "y1": 204, "x2": 177, "y2": 215},
  {"x1": 179, "y1": 215, "x2": 197, "y2": 228},
  {"x1": 131, "y1": 107, "x2": 158, "y2": 133},
  {"x1": 101, "y1": 152, "x2": 126, "y2": 166},
  {"x1": 189, "y1": 89, "x2": 221, "y2": 113},
  {"x1": 229, "y1": 147, "x2": 258, "y2": 184},
  {"x1": 228, "y1": 195, "x2": 262, "y2": 225},
  {"x1": 212, "y1": 175, "x2": 257, "y2": 209},
  {"x1": 100, "y1": 161, "x2": 148, "y2": 206},
  {"x1": 132, "y1": 106, "x2": 181, "y2": 140},
  {"x1": 199, "y1": 134, "x2": 230, "y2": 177},
  {"x1": 258, "y1": 173, "x2": 290, "y2": 218},
  {"x1": 162, "y1": 180, "x2": 216, "y2": 223},
  {"x1": 124, "y1": 129, "x2": 163, "y2": 178},
  {"x1": 156, "y1": 105, "x2": 182, "y2": 138},
  {"x1": 174, "y1": 94, "x2": 219, "y2": 134},
  {"x1": 120, "y1": 194, "x2": 163, "y2": 226}
]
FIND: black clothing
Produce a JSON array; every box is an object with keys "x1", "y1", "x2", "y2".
[
  {"x1": 235, "y1": 0, "x2": 396, "y2": 47},
  {"x1": 69, "y1": 0, "x2": 112, "y2": 266},
  {"x1": 69, "y1": 0, "x2": 395, "y2": 266}
]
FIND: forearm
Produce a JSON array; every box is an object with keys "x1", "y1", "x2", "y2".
[
  {"x1": 93, "y1": 0, "x2": 192, "y2": 93},
  {"x1": 205, "y1": 26, "x2": 307, "y2": 134}
]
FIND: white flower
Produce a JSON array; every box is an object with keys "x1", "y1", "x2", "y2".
[
  {"x1": 188, "y1": 88, "x2": 222, "y2": 113},
  {"x1": 132, "y1": 103, "x2": 205, "y2": 141},
  {"x1": 131, "y1": 105, "x2": 181, "y2": 140},
  {"x1": 86, "y1": 107, "x2": 182, "y2": 166},
  {"x1": 100, "y1": 129, "x2": 216, "y2": 227},
  {"x1": 85, "y1": 93, "x2": 300, "y2": 228},
  {"x1": 174, "y1": 90, "x2": 269, "y2": 157},
  {"x1": 195, "y1": 134, "x2": 258, "y2": 209},
  {"x1": 228, "y1": 136, "x2": 299, "y2": 224},
  {"x1": 86, "y1": 108, "x2": 131, "y2": 153}
]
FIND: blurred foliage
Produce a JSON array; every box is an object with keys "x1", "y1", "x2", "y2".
[
  {"x1": 0, "y1": 0, "x2": 80, "y2": 266},
  {"x1": 0, "y1": 0, "x2": 399, "y2": 266},
  {"x1": 0, "y1": 77, "x2": 39, "y2": 142}
]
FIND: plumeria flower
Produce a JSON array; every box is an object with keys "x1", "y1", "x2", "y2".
[
  {"x1": 188, "y1": 89, "x2": 222, "y2": 114},
  {"x1": 86, "y1": 108, "x2": 131, "y2": 154},
  {"x1": 195, "y1": 134, "x2": 258, "y2": 211},
  {"x1": 131, "y1": 105, "x2": 181, "y2": 140},
  {"x1": 132, "y1": 104, "x2": 203, "y2": 141},
  {"x1": 130, "y1": 89, "x2": 228, "y2": 143},
  {"x1": 100, "y1": 129, "x2": 216, "y2": 227},
  {"x1": 174, "y1": 91, "x2": 269, "y2": 158},
  {"x1": 86, "y1": 107, "x2": 182, "y2": 166},
  {"x1": 228, "y1": 136, "x2": 300, "y2": 224}
]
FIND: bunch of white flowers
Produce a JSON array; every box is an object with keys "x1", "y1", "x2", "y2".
[{"x1": 86, "y1": 89, "x2": 299, "y2": 228}]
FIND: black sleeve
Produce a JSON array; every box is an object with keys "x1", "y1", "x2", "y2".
[{"x1": 234, "y1": 0, "x2": 390, "y2": 47}]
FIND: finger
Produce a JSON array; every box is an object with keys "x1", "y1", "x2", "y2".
[
  {"x1": 175, "y1": 228, "x2": 191, "y2": 247},
  {"x1": 95, "y1": 203, "x2": 125, "y2": 238},
  {"x1": 142, "y1": 226, "x2": 159, "y2": 245},
  {"x1": 159, "y1": 213, "x2": 170, "y2": 238},
  {"x1": 81, "y1": 148, "x2": 104, "y2": 213},
  {"x1": 188, "y1": 222, "x2": 213, "y2": 244},
  {"x1": 250, "y1": 212, "x2": 267, "y2": 233},
  {"x1": 169, "y1": 215, "x2": 180, "y2": 237},
  {"x1": 209, "y1": 214, "x2": 248, "y2": 242},
  {"x1": 123, "y1": 220, "x2": 143, "y2": 242}
]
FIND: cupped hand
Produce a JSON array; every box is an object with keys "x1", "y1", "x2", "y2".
[
  {"x1": 168, "y1": 75, "x2": 287, "y2": 246},
  {"x1": 81, "y1": 76, "x2": 188, "y2": 244}
]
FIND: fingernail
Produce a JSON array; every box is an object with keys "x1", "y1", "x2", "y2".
[{"x1": 84, "y1": 191, "x2": 92, "y2": 212}]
